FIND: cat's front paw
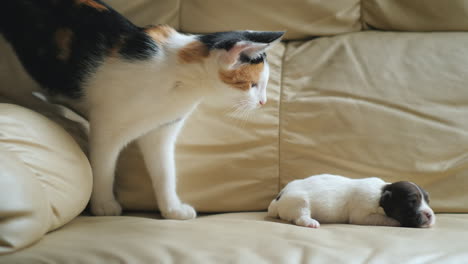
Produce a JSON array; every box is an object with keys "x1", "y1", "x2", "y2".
[
  {"x1": 161, "y1": 203, "x2": 197, "y2": 220},
  {"x1": 90, "y1": 198, "x2": 122, "y2": 216}
]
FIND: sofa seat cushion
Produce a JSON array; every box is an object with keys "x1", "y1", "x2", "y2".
[
  {"x1": 0, "y1": 103, "x2": 92, "y2": 255},
  {"x1": 3, "y1": 213, "x2": 468, "y2": 263}
]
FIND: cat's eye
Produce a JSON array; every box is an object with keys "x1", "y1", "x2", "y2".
[{"x1": 251, "y1": 83, "x2": 258, "y2": 88}]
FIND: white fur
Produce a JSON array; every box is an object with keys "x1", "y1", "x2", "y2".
[
  {"x1": 87, "y1": 31, "x2": 276, "y2": 218},
  {"x1": 410, "y1": 182, "x2": 436, "y2": 228},
  {"x1": 268, "y1": 174, "x2": 401, "y2": 228}
]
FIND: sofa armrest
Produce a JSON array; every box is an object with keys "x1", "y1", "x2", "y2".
[{"x1": 0, "y1": 103, "x2": 92, "y2": 255}]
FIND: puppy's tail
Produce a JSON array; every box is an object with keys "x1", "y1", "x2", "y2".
[{"x1": 267, "y1": 191, "x2": 282, "y2": 218}]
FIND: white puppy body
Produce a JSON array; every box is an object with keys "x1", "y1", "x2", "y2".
[{"x1": 268, "y1": 174, "x2": 402, "y2": 228}]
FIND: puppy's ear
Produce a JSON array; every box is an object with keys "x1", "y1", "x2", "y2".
[
  {"x1": 379, "y1": 187, "x2": 392, "y2": 208},
  {"x1": 422, "y1": 189, "x2": 430, "y2": 204}
]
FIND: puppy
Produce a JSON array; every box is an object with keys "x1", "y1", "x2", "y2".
[{"x1": 267, "y1": 174, "x2": 435, "y2": 228}]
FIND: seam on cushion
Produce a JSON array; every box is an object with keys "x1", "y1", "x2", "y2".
[
  {"x1": 3, "y1": 143, "x2": 57, "y2": 231},
  {"x1": 0, "y1": 143, "x2": 51, "y2": 211},
  {"x1": 360, "y1": 0, "x2": 365, "y2": 30},
  {"x1": 1, "y1": 143, "x2": 49, "y2": 195},
  {"x1": 277, "y1": 42, "x2": 288, "y2": 193},
  {"x1": 0, "y1": 145, "x2": 33, "y2": 175},
  {"x1": 178, "y1": 0, "x2": 182, "y2": 31}
]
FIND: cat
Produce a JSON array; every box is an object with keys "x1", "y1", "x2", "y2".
[{"x1": 0, "y1": 0, "x2": 284, "y2": 219}]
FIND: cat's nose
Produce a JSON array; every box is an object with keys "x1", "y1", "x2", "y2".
[{"x1": 259, "y1": 100, "x2": 266, "y2": 106}]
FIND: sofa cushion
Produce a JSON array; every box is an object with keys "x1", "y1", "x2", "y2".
[
  {"x1": 0, "y1": 104, "x2": 92, "y2": 255},
  {"x1": 2, "y1": 213, "x2": 468, "y2": 263},
  {"x1": 280, "y1": 31, "x2": 468, "y2": 213},
  {"x1": 108, "y1": 0, "x2": 180, "y2": 29},
  {"x1": 107, "y1": 0, "x2": 361, "y2": 40},
  {"x1": 363, "y1": 0, "x2": 468, "y2": 31},
  {"x1": 177, "y1": 0, "x2": 361, "y2": 40}
]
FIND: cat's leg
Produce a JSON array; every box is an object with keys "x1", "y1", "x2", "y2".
[
  {"x1": 89, "y1": 123, "x2": 126, "y2": 216},
  {"x1": 278, "y1": 194, "x2": 320, "y2": 228},
  {"x1": 137, "y1": 119, "x2": 196, "y2": 220}
]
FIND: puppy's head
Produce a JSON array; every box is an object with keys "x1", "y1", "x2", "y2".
[{"x1": 379, "y1": 181, "x2": 435, "y2": 228}]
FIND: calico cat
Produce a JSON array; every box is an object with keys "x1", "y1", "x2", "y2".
[{"x1": 0, "y1": 0, "x2": 284, "y2": 219}]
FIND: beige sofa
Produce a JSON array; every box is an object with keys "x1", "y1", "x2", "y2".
[{"x1": 1, "y1": 0, "x2": 468, "y2": 262}]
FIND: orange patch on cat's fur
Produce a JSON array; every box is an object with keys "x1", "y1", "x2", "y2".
[
  {"x1": 75, "y1": 0, "x2": 108, "y2": 11},
  {"x1": 219, "y1": 62, "x2": 264, "y2": 91},
  {"x1": 178, "y1": 41, "x2": 210, "y2": 64},
  {"x1": 144, "y1": 25, "x2": 175, "y2": 44},
  {"x1": 55, "y1": 28, "x2": 73, "y2": 61}
]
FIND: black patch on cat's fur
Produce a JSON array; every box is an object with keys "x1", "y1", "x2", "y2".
[
  {"x1": 198, "y1": 31, "x2": 283, "y2": 65},
  {"x1": 198, "y1": 31, "x2": 284, "y2": 51},
  {"x1": 239, "y1": 53, "x2": 265, "y2": 64},
  {"x1": 0, "y1": 0, "x2": 158, "y2": 98},
  {"x1": 119, "y1": 30, "x2": 158, "y2": 61}
]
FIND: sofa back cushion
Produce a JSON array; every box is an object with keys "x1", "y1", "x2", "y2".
[
  {"x1": 279, "y1": 32, "x2": 468, "y2": 213},
  {"x1": 108, "y1": 0, "x2": 468, "y2": 39},
  {"x1": 107, "y1": 0, "x2": 362, "y2": 40},
  {"x1": 363, "y1": 0, "x2": 468, "y2": 31}
]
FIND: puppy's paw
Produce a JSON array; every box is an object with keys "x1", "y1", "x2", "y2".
[
  {"x1": 161, "y1": 203, "x2": 197, "y2": 220},
  {"x1": 90, "y1": 198, "x2": 122, "y2": 216},
  {"x1": 295, "y1": 216, "x2": 320, "y2": 228}
]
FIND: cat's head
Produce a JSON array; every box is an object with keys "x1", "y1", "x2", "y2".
[{"x1": 179, "y1": 30, "x2": 284, "y2": 111}]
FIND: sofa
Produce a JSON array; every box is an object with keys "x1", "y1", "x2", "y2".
[{"x1": 1, "y1": 0, "x2": 468, "y2": 263}]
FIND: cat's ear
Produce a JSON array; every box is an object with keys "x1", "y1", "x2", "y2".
[
  {"x1": 220, "y1": 41, "x2": 268, "y2": 67},
  {"x1": 243, "y1": 31, "x2": 285, "y2": 47},
  {"x1": 220, "y1": 31, "x2": 285, "y2": 68}
]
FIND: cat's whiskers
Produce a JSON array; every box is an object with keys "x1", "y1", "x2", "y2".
[{"x1": 227, "y1": 99, "x2": 257, "y2": 128}]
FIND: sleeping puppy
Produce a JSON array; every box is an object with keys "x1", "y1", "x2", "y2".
[{"x1": 267, "y1": 174, "x2": 435, "y2": 228}]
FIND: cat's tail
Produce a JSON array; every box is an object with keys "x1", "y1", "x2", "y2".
[{"x1": 267, "y1": 191, "x2": 283, "y2": 218}]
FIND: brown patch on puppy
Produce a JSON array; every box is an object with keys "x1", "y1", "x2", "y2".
[
  {"x1": 75, "y1": 0, "x2": 108, "y2": 11},
  {"x1": 177, "y1": 41, "x2": 210, "y2": 64},
  {"x1": 55, "y1": 28, "x2": 74, "y2": 61},
  {"x1": 144, "y1": 25, "x2": 175, "y2": 44},
  {"x1": 219, "y1": 62, "x2": 264, "y2": 91}
]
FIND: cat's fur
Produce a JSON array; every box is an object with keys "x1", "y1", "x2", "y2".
[{"x1": 0, "y1": 0, "x2": 284, "y2": 219}]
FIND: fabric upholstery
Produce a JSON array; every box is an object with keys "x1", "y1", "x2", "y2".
[{"x1": 0, "y1": 104, "x2": 92, "y2": 255}]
